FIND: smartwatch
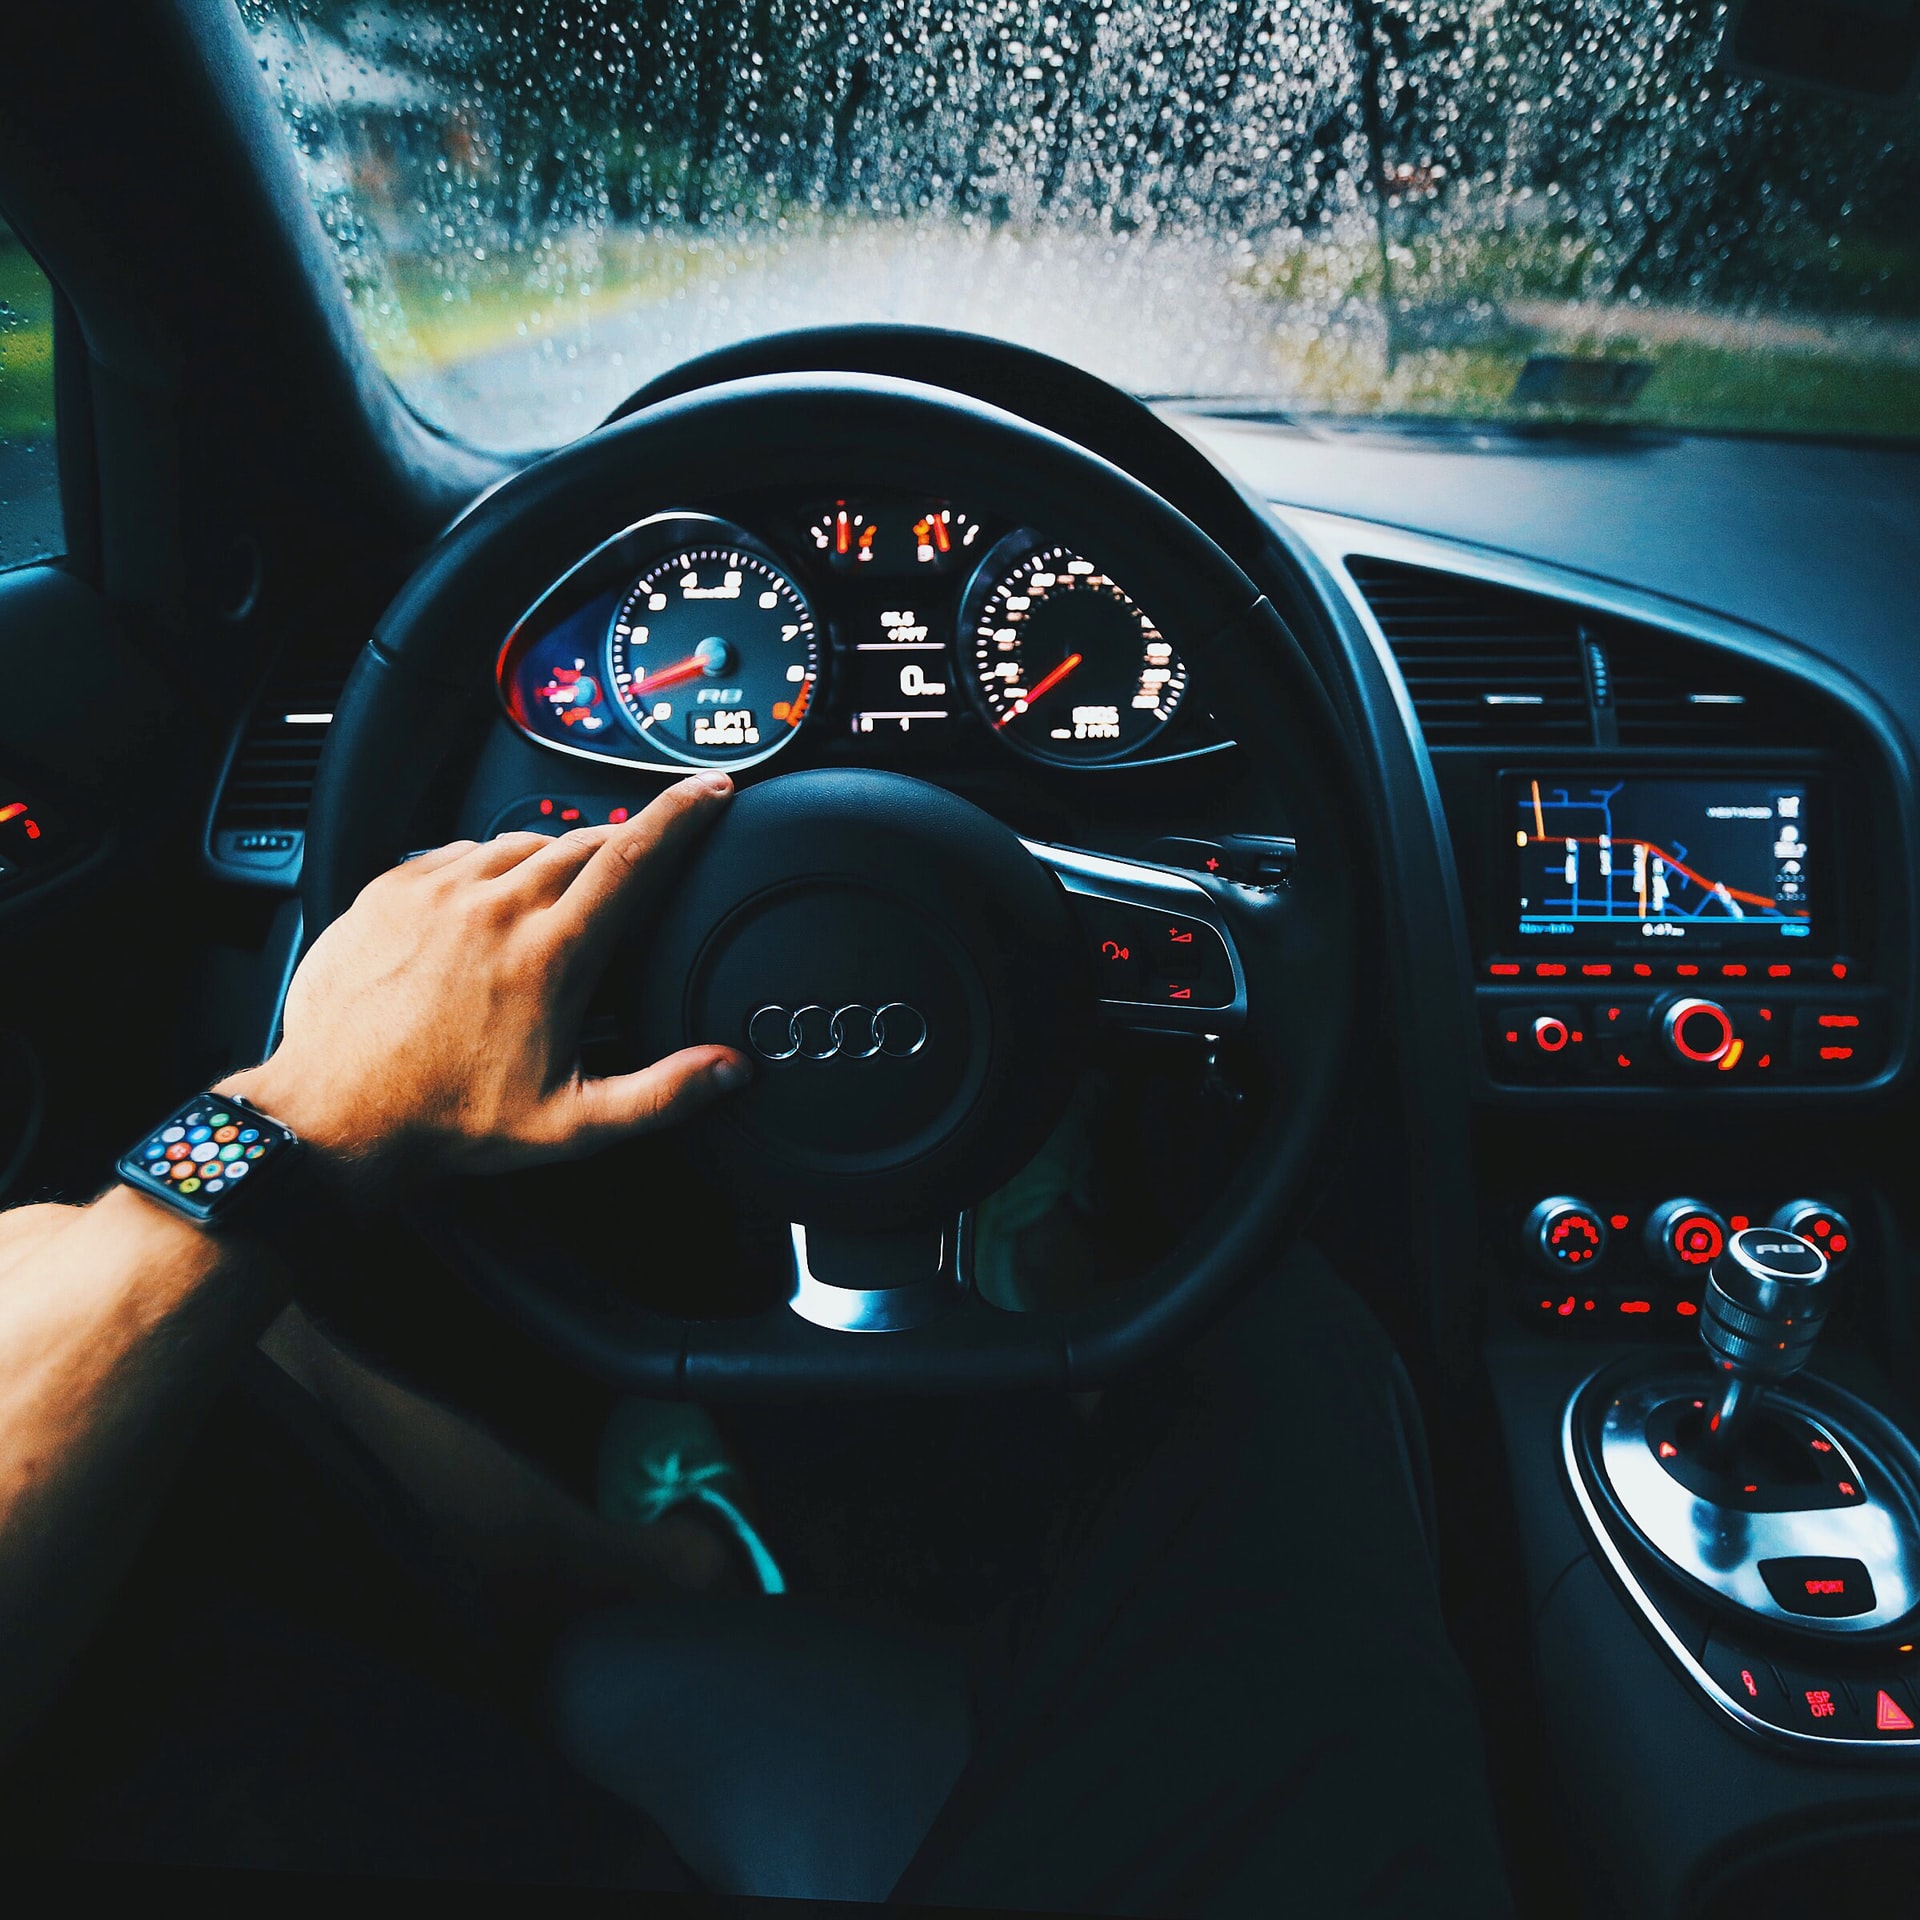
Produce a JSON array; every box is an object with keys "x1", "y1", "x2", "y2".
[{"x1": 115, "y1": 1091, "x2": 303, "y2": 1228}]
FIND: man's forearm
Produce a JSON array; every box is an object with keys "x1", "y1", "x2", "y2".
[{"x1": 0, "y1": 1189, "x2": 285, "y2": 1753}]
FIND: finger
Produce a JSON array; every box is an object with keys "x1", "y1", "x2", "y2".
[
  {"x1": 455, "y1": 830, "x2": 568, "y2": 882},
  {"x1": 551, "y1": 773, "x2": 732, "y2": 952},
  {"x1": 395, "y1": 838, "x2": 479, "y2": 877},
  {"x1": 553, "y1": 1045, "x2": 750, "y2": 1149},
  {"x1": 495, "y1": 821, "x2": 622, "y2": 907}
]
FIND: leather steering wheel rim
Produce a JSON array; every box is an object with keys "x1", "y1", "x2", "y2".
[{"x1": 304, "y1": 372, "x2": 1358, "y2": 1397}]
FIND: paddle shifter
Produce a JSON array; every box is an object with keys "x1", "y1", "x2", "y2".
[{"x1": 1698, "y1": 1227, "x2": 1833, "y2": 1460}]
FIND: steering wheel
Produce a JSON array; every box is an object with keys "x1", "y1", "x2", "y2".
[{"x1": 304, "y1": 373, "x2": 1358, "y2": 1397}]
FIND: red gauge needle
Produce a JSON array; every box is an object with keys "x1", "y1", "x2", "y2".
[
  {"x1": 999, "y1": 651, "x2": 1083, "y2": 726},
  {"x1": 631, "y1": 655, "x2": 712, "y2": 695}
]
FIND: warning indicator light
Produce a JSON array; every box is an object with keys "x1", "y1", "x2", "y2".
[{"x1": 1877, "y1": 1691, "x2": 1915, "y2": 1733}]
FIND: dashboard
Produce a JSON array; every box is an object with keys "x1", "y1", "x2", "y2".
[{"x1": 495, "y1": 493, "x2": 1224, "y2": 782}]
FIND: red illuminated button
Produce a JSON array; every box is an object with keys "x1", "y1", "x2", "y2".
[
  {"x1": 1774, "y1": 1666, "x2": 1867, "y2": 1736},
  {"x1": 1645, "y1": 1198, "x2": 1729, "y2": 1283},
  {"x1": 1662, "y1": 996, "x2": 1735, "y2": 1066},
  {"x1": 1087, "y1": 926, "x2": 1142, "y2": 993},
  {"x1": 1593, "y1": 1000, "x2": 1649, "y2": 1074},
  {"x1": 1759, "y1": 1555, "x2": 1876, "y2": 1619},
  {"x1": 1485, "y1": 1003, "x2": 1583, "y2": 1076},
  {"x1": 1524, "y1": 1008, "x2": 1586, "y2": 1061},
  {"x1": 1524, "y1": 1197, "x2": 1607, "y2": 1275},
  {"x1": 1768, "y1": 1201, "x2": 1855, "y2": 1270},
  {"x1": 1868, "y1": 1682, "x2": 1920, "y2": 1736},
  {"x1": 1701, "y1": 1634, "x2": 1793, "y2": 1726},
  {"x1": 1792, "y1": 1002, "x2": 1886, "y2": 1074}
]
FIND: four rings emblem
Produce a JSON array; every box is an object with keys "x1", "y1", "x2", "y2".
[{"x1": 748, "y1": 1003, "x2": 929, "y2": 1062}]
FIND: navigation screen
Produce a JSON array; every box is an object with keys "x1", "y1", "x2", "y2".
[{"x1": 1509, "y1": 773, "x2": 1814, "y2": 949}]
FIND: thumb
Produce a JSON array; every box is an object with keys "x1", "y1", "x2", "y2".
[{"x1": 558, "y1": 1046, "x2": 751, "y2": 1147}]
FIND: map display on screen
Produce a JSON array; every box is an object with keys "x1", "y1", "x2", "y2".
[{"x1": 1510, "y1": 774, "x2": 1813, "y2": 948}]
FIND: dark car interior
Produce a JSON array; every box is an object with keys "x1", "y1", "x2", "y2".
[{"x1": 4, "y1": 1, "x2": 1920, "y2": 1913}]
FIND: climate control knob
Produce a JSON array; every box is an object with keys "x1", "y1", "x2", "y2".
[
  {"x1": 1524, "y1": 1197, "x2": 1608, "y2": 1276},
  {"x1": 1662, "y1": 996, "x2": 1737, "y2": 1068},
  {"x1": 1645, "y1": 1197, "x2": 1729, "y2": 1282},
  {"x1": 1769, "y1": 1199, "x2": 1855, "y2": 1270}
]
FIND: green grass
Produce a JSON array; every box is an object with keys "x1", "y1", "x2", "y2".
[
  {"x1": 347, "y1": 232, "x2": 724, "y2": 377},
  {"x1": 1634, "y1": 343, "x2": 1920, "y2": 439},
  {"x1": 1266, "y1": 333, "x2": 1920, "y2": 439},
  {"x1": 1238, "y1": 226, "x2": 1920, "y2": 439},
  {"x1": 0, "y1": 235, "x2": 55, "y2": 440}
]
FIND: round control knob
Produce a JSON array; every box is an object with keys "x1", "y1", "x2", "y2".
[
  {"x1": 1662, "y1": 996, "x2": 1736, "y2": 1067},
  {"x1": 1702, "y1": 1226, "x2": 1832, "y2": 1383},
  {"x1": 1524, "y1": 1196, "x2": 1608, "y2": 1275},
  {"x1": 1531, "y1": 1014, "x2": 1572, "y2": 1055},
  {"x1": 1645, "y1": 1197, "x2": 1729, "y2": 1282},
  {"x1": 1769, "y1": 1199, "x2": 1855, "y2": 1270}
]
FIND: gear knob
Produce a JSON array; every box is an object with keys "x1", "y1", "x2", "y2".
[{"x1": 1700, "y1": 1226, "x2": 1832, "y2": 1453}]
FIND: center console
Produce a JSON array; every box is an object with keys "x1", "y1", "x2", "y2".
[
  {"x1": 1566, "y1": 1227, "x2": 1920, "y2": 1753},
  {"x1": 1303, "y1": 521, "x2": 1920, "y2": 1916}
]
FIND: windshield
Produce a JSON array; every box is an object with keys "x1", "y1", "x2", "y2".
[{"x1": 241, "y1": 1, "x2": 1920, "y2": 452}]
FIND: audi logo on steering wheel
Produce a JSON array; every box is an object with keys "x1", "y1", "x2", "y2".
[{"x1": 747, "y1": 1003, "x2": 929, "y2": 1062}]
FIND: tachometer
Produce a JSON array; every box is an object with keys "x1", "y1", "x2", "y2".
[
  {"x1": 962, "y1": 540, "x2": 1186, "y2": 763},
  {"x1": 606, "y1": 545, "x2": 819, "y2": 766}
]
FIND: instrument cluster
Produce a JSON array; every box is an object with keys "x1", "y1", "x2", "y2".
[{"x1": 496, "y1": 494, "x2": 1222, "y2": 775}]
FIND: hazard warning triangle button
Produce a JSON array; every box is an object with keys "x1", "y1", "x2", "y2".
[{"x1": 1875, "y1": 1689, "x2": 1916, "y2": 1732}]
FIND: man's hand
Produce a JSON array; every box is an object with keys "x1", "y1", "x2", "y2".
[{"x1": 221, "y1": 772, "x2": 748, "y2": 1189}]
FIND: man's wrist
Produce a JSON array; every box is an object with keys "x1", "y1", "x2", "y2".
[
  {"x1": 99, "y1": 1180, "x2": 287, "y2": 1284},
  {"x1": 210, "y1": 1063, "x2": 405, "y2": 1209}
]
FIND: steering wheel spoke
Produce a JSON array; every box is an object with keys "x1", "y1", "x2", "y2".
[
  {"x1": 1024, "y1": 840, "x2": 1250, "y2": 1036},
  {"x1": 787, "y1": 1217, "x2": 970, "y2": 1333}
]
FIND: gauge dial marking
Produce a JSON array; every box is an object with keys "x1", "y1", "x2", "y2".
[
  {"x1": 965, "y1": 543, "x2": 1186, "y2": 763},
  {"x1": 606, "y1": 546, "x2": 819, "y2": 766}
]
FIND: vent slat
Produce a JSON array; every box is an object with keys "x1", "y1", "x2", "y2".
[
  {"x1": 1608, "y1": 633, "x2": 1790, "y2": 746},
  {"x1": 1345, "y1": 557, "x2": 1808, "y2": 752},
  {"x1": 213, "y1": 660, "x2": 347, "y2": 833},
  {"x1": 1346, "y1": 558, "x2": 1591, "y2": 745}
]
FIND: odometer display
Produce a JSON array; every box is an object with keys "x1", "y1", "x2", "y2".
[
  {"x1": 606, "y1": 545, "x2": 819, "y2": 766},
  {"x1": 965, "y1": 543, "x2": 1186, "y2": 763}
]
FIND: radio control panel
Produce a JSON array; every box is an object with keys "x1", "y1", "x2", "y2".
[{"x1": 1480, "y1": 960, "x2": 1888, "y2": 1086}]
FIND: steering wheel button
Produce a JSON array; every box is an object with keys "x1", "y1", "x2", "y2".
[
  {"x1": 1150, "y1": 975, "x2": 1229, "y2": 1010},
  {"x1": 1145, "y1": 836, "x2": 1230, "y2": 878}
]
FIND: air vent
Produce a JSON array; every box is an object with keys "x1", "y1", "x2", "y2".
[
  {"x1": 1346, "y1": 558, "x2": 1592, "y2": 745},
  {"x1": 208, "y1": 660, "x2": 346, "y2": 885},
  {"x1": 1608, "y1": 630, "x2": 1795, "y2": 747}
]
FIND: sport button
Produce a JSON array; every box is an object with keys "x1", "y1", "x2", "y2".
[{"x1": 1758, "y1": 1555, "x2": 1876, "y2": 1619}]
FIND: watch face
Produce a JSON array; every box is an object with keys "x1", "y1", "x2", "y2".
[{"x1": 118, "y1": 1096, "x2": 296, "y2": 1223}]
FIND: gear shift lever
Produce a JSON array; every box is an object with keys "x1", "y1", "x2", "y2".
[
  {"x1": 1570, "y1": 1219, "x2": 1920, "y2": 1711},
  {"x1": 1699, "y1": 1226, "x2": 1832, "y2": 1459}
]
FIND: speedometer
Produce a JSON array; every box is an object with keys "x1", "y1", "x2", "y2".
[
  {"x1": 962, "y1": 540, "x2": 1187, "y2": 763},
  {"x1": 607, "y1": 543, "x2": 819, "y2": 766}
]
